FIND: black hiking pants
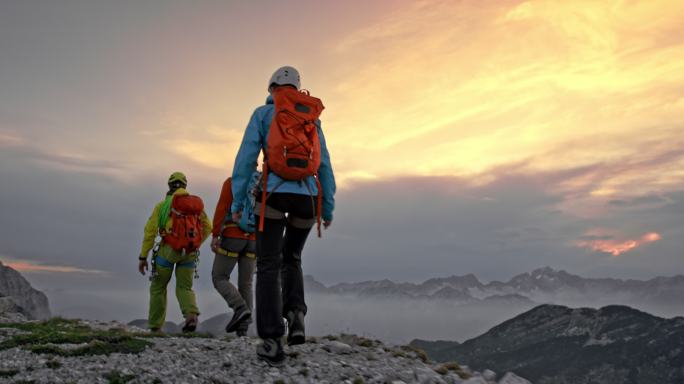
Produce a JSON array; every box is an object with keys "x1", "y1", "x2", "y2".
[{"x1": 255, "y1": 192, "x2": 315, "y2": 339}]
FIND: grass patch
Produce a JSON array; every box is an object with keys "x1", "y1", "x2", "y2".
[
  {"x1": 0, "y1": 317, "x2": 151, "y2": 356},
  {"x1": 401, "y1": 344, "x2": 429, "y2": 363},
  {"x1": 103, "y1": 370, "x2": 136, "y2": 384},
  {"x1": 0, "y1": 369, "x2": 19, "y2": 378},
  {"x1": 434, "y1": 362, "x2": 471, "y2": 379},
  {"x1": 434, "y1": 365, "x2": 449, "y2": 375},
  {"x1": 45, "y1": 359, "x2": 62, "y2": 369},
  {"x1": 355, "y1": 337, "x2": 375, "y2": 348}
]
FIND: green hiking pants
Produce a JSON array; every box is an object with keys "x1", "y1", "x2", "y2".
[{"x1": 148, "y1": 244, "x2": 200, "y2": 330}]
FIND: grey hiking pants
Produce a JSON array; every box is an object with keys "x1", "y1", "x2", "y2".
[{"x1": 211, "y1": 252, "x2": 255, "y2": 312}]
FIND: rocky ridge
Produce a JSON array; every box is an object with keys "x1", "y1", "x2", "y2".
[
  {"x1": 412, "y1": 304, "x2": 684, "y2": 384},
  {"x1": 0, "y1": 261, "x2": 51, "y2": 320},
  {"x1": 0, "y1": 315, "x2": 531, "y2": 384}
]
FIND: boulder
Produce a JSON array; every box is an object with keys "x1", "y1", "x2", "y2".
[
  {"x1": 498, "y1": 372, "x2": 532, "y2": 384},
  {"x1": 0, "y1": 260, "x2": 51, "y2": 319}
]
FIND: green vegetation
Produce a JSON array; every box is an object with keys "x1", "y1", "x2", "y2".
[
  {"x1": 45, "y1": 359, "x2": 62, "y2": 369},
  {"x1": 434, "y1": 365, "x2": 449, "y2": 375},
  {"x1": 0, "y1": 317, "x2": 151, "y2": 356},
  {"x1": 299, "y1": 367, "x2": 310, "y2": 377},
  {"x1": 352, "y1": 377, "x2": 365, "y2": 384},
  {"x1": 0, "y1": 369, "x2": 20, "y2": 378},
  {"x1": 401, "y1": 344, "x2": 430, "y2": 363},
  {"x1": 434, "y1": 362, "x2": 471, "y2": 379},
  {"x1": 103, "y1": 370, "x2": 137, "y2": 384},
  {"x1": 355, "y1": 337, "x2": 375, "y2": 348}
]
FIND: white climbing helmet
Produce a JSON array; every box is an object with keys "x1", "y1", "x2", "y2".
[{"x1": 268, "y1": 66, "x2": 301, "y2": 91}]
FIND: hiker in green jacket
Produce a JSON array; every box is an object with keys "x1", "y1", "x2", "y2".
[{"x1": 139, "y1": 172, "x2": 212, "y2": 332}]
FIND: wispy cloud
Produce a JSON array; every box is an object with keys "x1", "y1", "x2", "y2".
[
  {"x1": 576, "y1": 230, "x2": 662, "y2": 257},
  {"x1": 3, "y1": 259, "x2": 108, "y2": 275},
  {"x1": 0, "y1": 131, "x2": 25, "y2": 146},
  {"x1": 0, "y1": 131, "x2": 128, "y2": 178},
  {"x1": 326, "y1": 0, "x2": 684, "y2": 197}
]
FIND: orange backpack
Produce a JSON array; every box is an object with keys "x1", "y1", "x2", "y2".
[
  {"x1": 266, "y1": 87, "x2": 324, "y2": 179},
  {"x1": 161, "y1": 195, "x2": 204, "y2": 253},
  {"x1": 260, "y1": 86, "x2": 325, "y2": 235}
]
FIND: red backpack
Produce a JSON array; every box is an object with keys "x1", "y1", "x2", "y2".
[
  {"x1": 161, "y1": 195, "x2": 204, "y2": 253},
  {"x1": 259, "y1": 86, "x2": 325, "y2": 235}
]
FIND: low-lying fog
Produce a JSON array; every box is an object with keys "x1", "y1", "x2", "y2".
[{"x1": 45, "y1": 288, "x2": 683, "y2": 344}]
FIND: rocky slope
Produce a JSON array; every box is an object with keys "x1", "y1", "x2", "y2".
[
  {"x1": 412, "y1": 304, "x2": 684, "y2": 384},
  {"x1": 0, "y1": 315, "x2": 531, "y2": 384},
  {"x1": 0, "y1": 261, "x2": 51, "y2": 320}
]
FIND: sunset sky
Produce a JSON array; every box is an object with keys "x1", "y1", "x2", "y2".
[{"x1": 1, "y1": 0, "x2": 683, "y2": 319}]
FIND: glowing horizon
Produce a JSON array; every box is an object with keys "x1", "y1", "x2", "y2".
[{"x1": 1, "y1": 0, "x2": 683, "y2": 271}]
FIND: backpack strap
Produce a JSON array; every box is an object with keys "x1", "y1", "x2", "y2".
[
  {"x1": 314, "y1": 175, "x2": 323, "y2": 238},
  {"x1": 258, "y1": 162, "x2": 269, "y2": 232},
  {"x1": 301, "y1": 175, "x2": 323, "y2": 238}
]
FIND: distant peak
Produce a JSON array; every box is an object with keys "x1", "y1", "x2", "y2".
[{"x1": 531, "y1": 266, "x2": 558, "y2": 275}]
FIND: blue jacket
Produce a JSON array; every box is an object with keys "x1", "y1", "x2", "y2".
[{"x1": 231, "y1": 95, "x2": 336, "y2": 221}]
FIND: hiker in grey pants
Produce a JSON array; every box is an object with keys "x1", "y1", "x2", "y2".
[
  {"x1": 211, "y1": 176, "x2": 257, "y2": 336},
  {"x1": 211, "y1": 237, "x2": 256, "y2": 335}
]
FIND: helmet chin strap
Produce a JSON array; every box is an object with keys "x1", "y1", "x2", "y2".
[{"x1": 168, "y1": 181, "x2": 187, "y2": 195}]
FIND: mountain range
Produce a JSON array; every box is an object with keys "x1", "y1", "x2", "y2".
[
  {"x1": 305, "y1": 266, "x2": 684, "y2": 316},
  {"x1": 412, "y1": 304, "x2": 684, "y2": 384}
]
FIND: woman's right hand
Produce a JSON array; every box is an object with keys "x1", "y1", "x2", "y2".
[{"x1": 211, "y1": 237, "x2": 220, "y2": 253}]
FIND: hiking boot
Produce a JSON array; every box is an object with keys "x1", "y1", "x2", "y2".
[
  {"x1": 182, "y1": 313, "x2": 198, "y2": 333},
  {"x1": 256, "y1": 338, "x2": 285, "y2": 367},
  {"x1": 285, "y1": 310, "x2": 305, "y2": 345},
  {"x1": 225, "y1": 306, "x2": 251, "y2": 333},
  {"x1": 236, "y1": 321, "x2": 250, "y2": 337}
]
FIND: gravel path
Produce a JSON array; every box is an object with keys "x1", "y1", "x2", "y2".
[{"x1": 0, "y1": 316, "x2": 531, "y2": 384}]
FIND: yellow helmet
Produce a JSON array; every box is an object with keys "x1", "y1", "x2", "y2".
[{"x1": 168, "y1": 172, "x2": 187, "y2": 186}]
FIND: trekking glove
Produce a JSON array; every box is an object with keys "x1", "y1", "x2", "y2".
[
  {"x1": 211, "y1": 237, "x2": 220, "y2": 253},
  {"x1": 138, "y1": 259, "x2": 148, "y2": 275}
]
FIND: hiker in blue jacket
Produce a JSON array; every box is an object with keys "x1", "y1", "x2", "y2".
[{"x1": 231, "y1": 66, "x2": 336, "y2": 366}]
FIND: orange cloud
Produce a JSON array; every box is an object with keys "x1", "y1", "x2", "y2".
[
  {"x1": 576, "y1": 231, "x2": 662, "y2": 256},
  {"x1": 324, "y1": 0, "x2": 684, "y2": 191},
  {"x1": 4, "y1": 260, "x2": 107, "y2": 274}
]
